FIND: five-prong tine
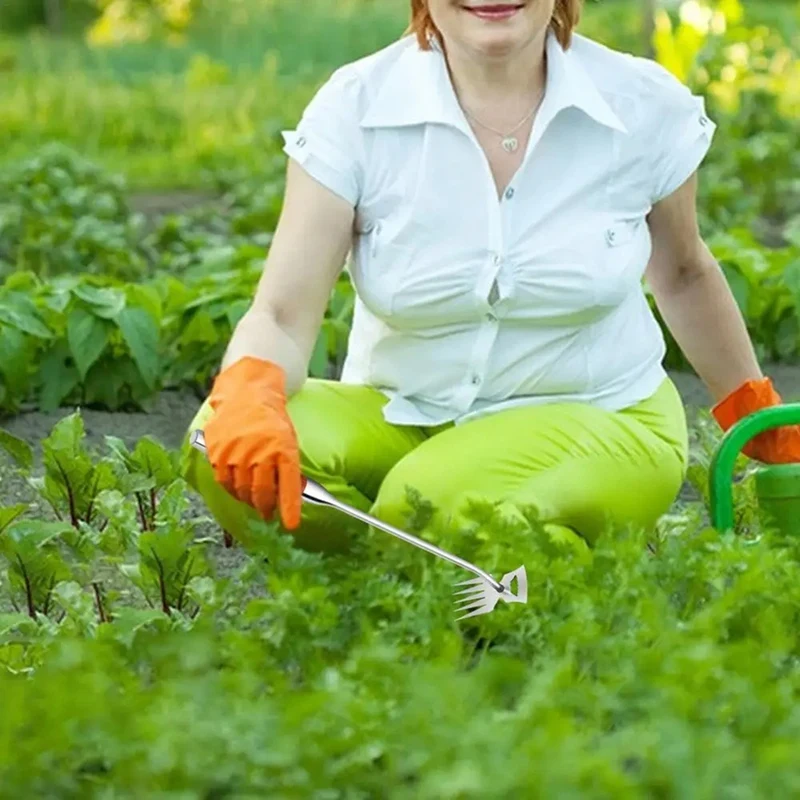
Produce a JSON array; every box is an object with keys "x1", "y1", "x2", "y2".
[{"x1": 453, "y1": 566, "x2": 528, "y2": 620}]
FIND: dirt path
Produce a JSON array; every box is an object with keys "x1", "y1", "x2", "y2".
[{"x1": 129, "y1": 190, "x2": 218, "y2": 220}]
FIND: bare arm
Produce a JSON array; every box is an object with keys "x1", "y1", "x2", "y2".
[
  {"x1": 221, "y1": 157, "x2": 356, "y2": 395},
  {"x1": 643, "y1": 171, "x2": 763, "y2": 403}
]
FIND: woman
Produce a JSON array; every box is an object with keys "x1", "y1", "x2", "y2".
[{"x1": 181, "y1": 0, "x2": 799, "y2": 554}]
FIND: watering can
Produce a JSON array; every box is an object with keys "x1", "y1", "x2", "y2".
[{"x1": 710, "y1": 404, "x2": 800, "y2": 535}]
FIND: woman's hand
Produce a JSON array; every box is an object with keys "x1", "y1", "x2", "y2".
[
  {"x1": 712, "y1": 377, "x2": 800, "y2": 464},
  {"x1": 204, "y1": 356, "x2": 305, "y2": 529}
]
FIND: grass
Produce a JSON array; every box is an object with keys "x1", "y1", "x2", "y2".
[
  {"x1": 0, "y1": 0, "x2": 797, "y2": 188},
  {"x1": 5, "y1": 1, "x2": 798, "y2": 78}
]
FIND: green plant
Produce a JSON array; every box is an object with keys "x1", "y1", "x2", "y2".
[
  {"x1": 1, "y1": 406, "x2": 800, "y2": 794},
  {"x1": 0, "y1": 144, "x2": 154, "y2": 280}
]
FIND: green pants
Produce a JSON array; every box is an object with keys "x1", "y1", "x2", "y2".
[{"x1": 180, "y1": 375, "x2": 688, "y2": 554}]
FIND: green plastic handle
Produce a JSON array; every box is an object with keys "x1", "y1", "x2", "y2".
[{"x1": 709, "y1": 403, "x2": 800, "y2": 532}]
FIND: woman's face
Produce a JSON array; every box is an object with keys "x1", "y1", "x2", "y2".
[{"x1": 425, "y1": 0, "x2": 555, "y2": 58}]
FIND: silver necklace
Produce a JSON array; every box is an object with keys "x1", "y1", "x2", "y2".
[{"x1": 463, "y1": 88, "x2": 544, "y2": 153}]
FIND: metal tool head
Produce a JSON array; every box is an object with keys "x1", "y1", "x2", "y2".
[
  {"x1": 189, "y1": 429, "x2": 206, "y2": 452},
  {"x1": 453, "y1": 565, "x2": 527, "y2": 620}
]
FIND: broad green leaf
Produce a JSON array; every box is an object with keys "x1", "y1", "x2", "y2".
[
  {"x1": 116, "y1": 307, "x2": 160, "y2": 390},
  {"x1": 42, "y1": 411, "x2": 86, "y2": 462},
  {"x1": 126, "y1": 284, "x2": 163, "y2": 325},
  {"x1": 94, "y1": 489, "x2": 139, "y2": 553},
  {"x1": 179, "y1": 310, "x2": 217, "y2": 346},
  {"x1": 0, "y1": 430, "x2": 33, "y2": 471},
  {"x1": 128, "y1": 438, "x2": 178, "y2": 491},
  {"x1": 51, "y1": 581, "x2": 96, "y2": 631},
  {"x1": 308, "y1": 325, "x2": 329, "y2": 378},
  {"x1": 782, "y1": 259, "x2": 800, "y2": 313},
  {"x1": 0, "y1": 293, "x2": 53, "y2": 338},
  {"x1": 107, "y1": 607, "x2": 167, "y2": 648},
  {"x1": 1, "y1": 271, "x2": 40, "y2": 293},
  {"x1": 103, "y1": 435, "x2": 130, "y2": 463},
  {"x1": 0, "y1": 325, "x2": 32, "y2": 396},
  {"x1": 71, "y1": 284, "x2": 126, "y2": 320},
  {"x1": 225, "y1": 299, "x2": 249, "y2": 330},
  {"x1": 118, "y1": 472, "x2": 156, "y2": 496},
  {"x1": 774, "y1": 316, "x2": 799, "y2": 361},
  {"x1": 183, "y1": 289, "x2": 230, "y2": 311},
  {"x1": 67, "y1": 306, "x2": 110, "y2": 379},
  {"x1": 198, "y1": 246, "x2": 237, "y2": 273},
  {"x1": 2, "y1": 519, "x2": 75, "y2": 549},
  {"x1": 186, "y1": 576, "x2": 217, "y2": 608},
  {"x1": 37, "y1": 343, "x2": 80, "y2": 412},
  {"x1": 0, "y1": 505, "x2": 28, "y2": 534},
  {"x1": 720, "y1": 265, "x2": 751, "y2": 316},
  {"x1": 153, "y1": 480, "x2": 190, "y2": 528},
  {"x1": 0, "y1": 613, "x2": 36, "y2": 637},
  {"x1": 39, "y1": 413, "x2": 101, "y2": 521},
  {"x1": 82, "y1": 359, "x2": 128, "y2": 410}
]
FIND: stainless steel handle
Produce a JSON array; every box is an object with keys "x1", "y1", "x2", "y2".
[{"x1": 188, "y1": 429, "x2": 504, "y2": 591}]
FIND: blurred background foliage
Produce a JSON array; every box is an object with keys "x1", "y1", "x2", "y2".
[{"x1": 0, "y1": 0, "x2": 798, "y2": 400}]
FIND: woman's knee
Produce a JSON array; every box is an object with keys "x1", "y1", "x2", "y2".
[{"x1": 369, "y1": 459, "x2": 592, "y2": 565}]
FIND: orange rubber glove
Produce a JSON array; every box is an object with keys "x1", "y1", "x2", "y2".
[
  {"x1": 711, "y1": 376, "x2": 800, "y2": 464},
  {"x1": 203, "y1": 356, "x2": 305, "y2": 529}
]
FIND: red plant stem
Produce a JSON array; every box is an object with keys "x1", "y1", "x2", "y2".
[
  {"x1": 42, "y1": 574, "x2": 56, "y2": 617},
  {"x1": 16, "y1": 555, "x2": 35, "y2": 619},
  {"x1": 85, "y1": 474, "x2": 101, "y2": 526},
  {"x1": 175, "y1": 554, "x2": 194, "y2": 612},
  {"x1": 92, "y1": 582, "x2": 108, "y2": 623},
  {"x1": 54, "y1": 457, "x2": 78, "y2": 528},
  {"x1": 149, "y1": 548, "x2": 171, "y2": 616},
  {"x1": 136, "y1": 494, "x2": 149, "y2": 531}
]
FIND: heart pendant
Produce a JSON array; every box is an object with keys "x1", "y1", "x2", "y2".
[{"x1": 501, "y1": 137, "x2": 518, "y2": 153}]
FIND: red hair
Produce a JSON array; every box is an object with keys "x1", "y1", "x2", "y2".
[{"x1": 404, "y1": 1, "x2": 583, "y2": 51}]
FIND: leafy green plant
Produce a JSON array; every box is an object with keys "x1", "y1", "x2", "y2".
[
  {"x1": 26, "y1": 413, "x2": 118, "y2": 530},
  {"x1": 104, "y1": 433, "x2": 180, "y2": 531},
  {"x1": 1, "y1": 402, "x2": 800, "y2": 794},
  {"x1": 0, "y1": 508, "x2": 74, "y2": 618},
  {"x1": 0, "y1": 144, "x2": 154, "y2": 281},
  {"x1": 119, "y1": 481, "x2": 210, "y2": 616},
  {"x1": 0, "y1": 410, "x2": 218, "y2": 626}
]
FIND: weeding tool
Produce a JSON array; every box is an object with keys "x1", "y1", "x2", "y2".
[{"x1": 189, "y1": 429, "x2": 527, "y2": 619}]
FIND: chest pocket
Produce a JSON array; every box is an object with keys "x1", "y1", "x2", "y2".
[
  {"x1": 596, "y1": 216, "x2": 650, "y2": 305},
  {"x1": 508, "y1": 213, "x2": 650, "y2": 325}
]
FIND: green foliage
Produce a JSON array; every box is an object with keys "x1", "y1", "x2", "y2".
[
  {"x1": 0, "y1": 47, "x2": 301, "y2": 189},
  {"x1": 0, "y1": 410, "x2": 800, "y2": 793},
  {"x1": 0, "y1": 411, "x2": 214, "y2": 624},
  {"x1": 0, "y1": 144, "x2": 153, "y2": 280},
  {"x1": 0, "y1": 0, "x2": 98, "y2": 34},
  {"x1": 0, "y1": 147, "x2": 360, "y2": 415}
]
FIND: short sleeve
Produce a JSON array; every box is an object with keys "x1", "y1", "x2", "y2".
[
  {"x1": 281, "y1": 67, "x2": 365, "y2": 207},
  {"x1": 637, "y1": 60, "x2": 717, "y2": 204}
]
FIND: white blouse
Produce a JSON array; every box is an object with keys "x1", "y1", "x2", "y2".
[{"x1": 281, "y1": 29, "x2": 716, "y2": 427}]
